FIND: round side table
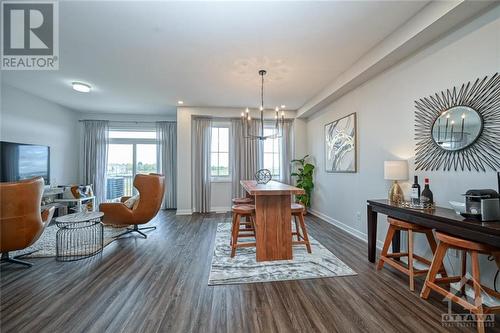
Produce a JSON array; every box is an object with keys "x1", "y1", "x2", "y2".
[{"x1": 55, "y1": 211, "x2": 104, "y2": 261}]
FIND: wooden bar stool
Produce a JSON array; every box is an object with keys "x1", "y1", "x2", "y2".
[
  {"x1": 232, "y1": 197, "x2": 254, "y2": 205},
  {"x1": 377, "y1": 217, "x2": 446, "y2": 291},
  {"x1": 421, "y1": 232, "x2": 500, "y2": 333},
  {"x1": 230, "y1": 204, "x2": 256, "y2": 257},
  {"x1": 232, "y1": 197, "x2": 254, "y2": 228},
  {"x1": 291, "y1": 203, "x2": 312, "y2": 253}
]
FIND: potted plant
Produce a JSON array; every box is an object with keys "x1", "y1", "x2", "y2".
[{"x1": 291, "y1": 155, "x2": 315, "y2": 209}]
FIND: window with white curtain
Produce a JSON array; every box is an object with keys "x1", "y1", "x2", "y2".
[
  {"x1": 106, "y1": 129, "x2": 158, "y2": 199},
  {"x1": 262, "y1": 127, "x2": 281, "y2": 178},
  {"x1": 210, "y1": 126, "x2": 230, "y2": 180}
]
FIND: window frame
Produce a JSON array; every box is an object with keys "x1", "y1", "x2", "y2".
[
  {"x1": 210, "y1": 123, "x2": 231, "y2": 182},
  {"x1": 106, "y1": 129, "x2": 159, "y2": 198},
  {"x1": 262, "y1": 127, "x2": 281, "y2": 178}
]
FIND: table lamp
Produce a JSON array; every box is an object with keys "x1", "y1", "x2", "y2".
[{"x1": 384, "y1": 160, "x2": 408, "y2": 203}]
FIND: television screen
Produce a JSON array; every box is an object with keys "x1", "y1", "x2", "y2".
[{"x1": 0, "y1": 141, "x2": 50, "y2": 184}]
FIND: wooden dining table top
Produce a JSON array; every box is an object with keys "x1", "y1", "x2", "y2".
[{"x1": 240, "y1": 180, "x2": 305, "y2": 196}]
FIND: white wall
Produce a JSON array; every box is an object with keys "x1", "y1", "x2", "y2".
[
  {"x1": 176, "y1": 106, "x2": 297, "y2": 214},
  {"x1": 305, "y1": 7, "x2": 500, "y2": 287},
  {"x1": 1, "y1": 85, "x2": 80, "y2": 185}
]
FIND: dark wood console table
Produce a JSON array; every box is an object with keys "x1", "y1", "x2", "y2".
[{"x1": 367, "y1": 199, "x2": 500, "y2": 263}]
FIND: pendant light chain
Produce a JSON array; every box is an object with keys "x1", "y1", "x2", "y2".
[
  {"x1": 241, "y1": 70, "x2": 285, "y2": 141},
  {"x1": 261, "y1": 72, "x2": 264, "y2": 108}
]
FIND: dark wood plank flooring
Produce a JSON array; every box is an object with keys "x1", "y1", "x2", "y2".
[{"x1": 1, "y1": 211, "x2": 498, "y2": 333}]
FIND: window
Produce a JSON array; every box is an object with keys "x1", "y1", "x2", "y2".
[
  {"x1": 210, "y1": 126, "x2": 230, "y2": 178},
  {"x1": 106, "y1": 130, "x2": 158, "y2": 200},
  {"x1": 107, "y1": 144, "x2": 133, "y2": 198},
  {"x1": 263, "y1": 128, "x2": 281, "y2": 178},
  {"x1": 136, "y1": 144, "x2": 157, "y2": 175}
]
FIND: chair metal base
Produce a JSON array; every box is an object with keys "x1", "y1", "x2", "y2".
[
  {"x1": 1, "y1": 252, "x2": 34, "y2": 267},
  {"x1": 115, "y1": 225, "x2": 156, "y2": 239}
]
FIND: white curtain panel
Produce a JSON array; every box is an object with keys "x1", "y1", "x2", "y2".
[
  {"x1": 280, "y1": 120, "x2": 294, "y2": 184},
  {"x1": 156, "y1": 121, "x2": 177, "y2": 209},
  {"x1": 82, "y1": 120, "x2": 109, "y2": 205},
  {"x1": 192, "y1": 117, "x2": 212, "y2": 213},
  {"x1": 230, "y1": 119, "x2": 262, "y2": 198}
]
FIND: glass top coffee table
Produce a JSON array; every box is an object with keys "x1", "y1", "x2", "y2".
[{"x1": 54, "y1": 211, "x2": 104, "y2": 261}]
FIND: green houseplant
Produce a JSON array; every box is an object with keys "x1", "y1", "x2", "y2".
[{"x1": 291, "y1": 155, "x2": 315, "y2": 208}]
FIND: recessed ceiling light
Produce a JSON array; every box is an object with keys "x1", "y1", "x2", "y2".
[
  {"x1": 177, "y1": 100, "x2": 184, "y2": 105},
  {"x1": 72, "y1": 82, "x2": 91, "y2": 93},
  {"x1": 280, "y1": 104, "x2": 286, "y2": 108}
]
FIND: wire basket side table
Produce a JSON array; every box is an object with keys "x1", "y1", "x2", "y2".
[{"x1": 55, "y1": 212, "x2": 104, "y2": 261}]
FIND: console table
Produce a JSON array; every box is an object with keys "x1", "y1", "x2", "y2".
[
  {"x1": 54, "y1": 196, "x2": 95, "y2": 213},
  {"x1": 42, "y1": 188, "x2": 67, "y2": 220},
  {"x1": 367, "y1": 199, "x2": 500, "y2": 263}
]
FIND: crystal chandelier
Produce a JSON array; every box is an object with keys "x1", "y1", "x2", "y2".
[{"x1": 241, "y1": 70, "x2": 285, "y2": 140}]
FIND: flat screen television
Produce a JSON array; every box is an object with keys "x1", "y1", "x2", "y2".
[{"x1": 0, "y1": 141, "x2": 50, "y2": 184}]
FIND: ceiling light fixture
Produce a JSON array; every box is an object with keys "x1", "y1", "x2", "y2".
[
  {"x1": 72, "y1": 82, "x2": 91, "y2": 93},
  {"x1": 241, "y1": 70, "x2": 284, "y2": 141},
  {"x1": 177, "y1": 100, "x2": 184, "y2": 105}
]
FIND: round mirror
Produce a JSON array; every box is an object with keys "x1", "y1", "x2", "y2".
[{"x1": 431, "y1": 106, "x2": 482, "y2": 151}]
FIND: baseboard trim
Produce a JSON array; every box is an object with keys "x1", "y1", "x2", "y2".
[
  {"x1": 308, "y1": 208, "x2": 384, "y2": 250},
  {"x1": 211, "y1": 206, "x2": 230, "y2": 213},
  {"x1": 176, "y1": 209, "x2": 193, "y2": 215}
]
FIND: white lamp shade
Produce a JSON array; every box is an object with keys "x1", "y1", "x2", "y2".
[{"x1": 384, "y1": 160, "x2": 408, "y2": 180}]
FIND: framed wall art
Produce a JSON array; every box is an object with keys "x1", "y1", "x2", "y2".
[{"x1": 325, "y1": 112, "x2": 357, "y2": 173}]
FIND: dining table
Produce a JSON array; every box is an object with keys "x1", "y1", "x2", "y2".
[{"x1": 240, "y1": 180, "x2": 305, "y2": 262}]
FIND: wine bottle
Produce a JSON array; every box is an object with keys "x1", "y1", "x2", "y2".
[
  {"x1": 411, "y1": 176, "x2": 421, "y2": 205},
  {"x1": 421, "y1": 178, "x2": 434, "y2": 205}
]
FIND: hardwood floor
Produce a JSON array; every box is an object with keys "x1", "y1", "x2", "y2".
[{"x1": 1, "y1": 211, "x2": 498, "y2": 333}]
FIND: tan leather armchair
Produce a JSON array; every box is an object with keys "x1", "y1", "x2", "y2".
[
  {"x1": 1, "y1": 177, "x2": 55, "y2": 266},
  {"x1": 99, "y1": 173, "x2": 165, "y2": 238}
]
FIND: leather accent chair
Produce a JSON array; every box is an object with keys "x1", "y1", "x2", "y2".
[
  {"x1": 99, "y1": 173, "x2": 165, "y2": 238},
  {"x1": 1, "y1": 177, "x2": 55, "y2": 266}
]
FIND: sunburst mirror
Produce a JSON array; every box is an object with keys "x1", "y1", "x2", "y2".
[{"x1": 415, "y1": 73, "x2": 500, "y2": 171}]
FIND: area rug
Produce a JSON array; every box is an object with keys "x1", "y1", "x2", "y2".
[
  {"x1": 208, "y1": 223, "x2": 356, "y2": 285},
  {"x1": 11, "y1": 224, "x2": 129, "y2": 258}
]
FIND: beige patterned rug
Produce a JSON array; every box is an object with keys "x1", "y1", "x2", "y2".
[
  {"x1": 208, "y1": 223, "x2": 357, "y2": 285},
  {"x1": 11, "y1": 224, "x2": 129, "y2": 258}
]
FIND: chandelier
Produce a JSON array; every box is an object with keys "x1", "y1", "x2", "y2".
[{"x1": 241, "y1": 70, "x2": 285, "y2": 140}]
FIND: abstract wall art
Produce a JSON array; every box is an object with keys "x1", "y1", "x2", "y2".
[{"x1": 325, "y1": 112, "x2": 357, "y2": 173}]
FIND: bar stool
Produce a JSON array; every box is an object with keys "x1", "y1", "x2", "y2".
[
  {"x1": 232, "y1": 197, "x2": 254, "y2": 228},
  {"x1": 421, "y1": 232, "x2": 500, "y2": 333},
  {"x1": 377, "y1": 217, "x2": 446, "y2": 291},
  {"x1": 291, "y1": 203, "x2": 312, "y2": 253},
  {"x1": 232, "y1": 197, "x2": 254, "y2": 205},
  {"x1": 230, "y1": 204, "x2": 256, "y2": 257}
]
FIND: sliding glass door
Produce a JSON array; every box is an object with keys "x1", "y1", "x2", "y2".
[
  {"x1": 106, "y1": 130, "x2": 157, "y2": 200},
  {"x1": 136, "y1": 144, "x2": 157, "y2": 175},
  {"x1": 107, "y1": 144, "x2": 134, "y2": 198}
]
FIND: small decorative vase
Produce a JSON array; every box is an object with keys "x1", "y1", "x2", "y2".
[{"x1": 388, "y1": 180, "x2": 404, "y2": 204}]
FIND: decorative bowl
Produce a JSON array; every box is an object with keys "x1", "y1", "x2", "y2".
[{"x1": 449, "y1": 201, "x2": 466, "y2": 215}]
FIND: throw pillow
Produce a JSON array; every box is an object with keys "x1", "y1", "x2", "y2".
[{"x1": 124, "y1": 194, "x2": 140, "y2": 209}]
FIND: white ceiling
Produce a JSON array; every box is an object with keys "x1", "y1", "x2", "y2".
[{"x1": 2, "y1": 1, "x2": 429, "y2": 116}]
